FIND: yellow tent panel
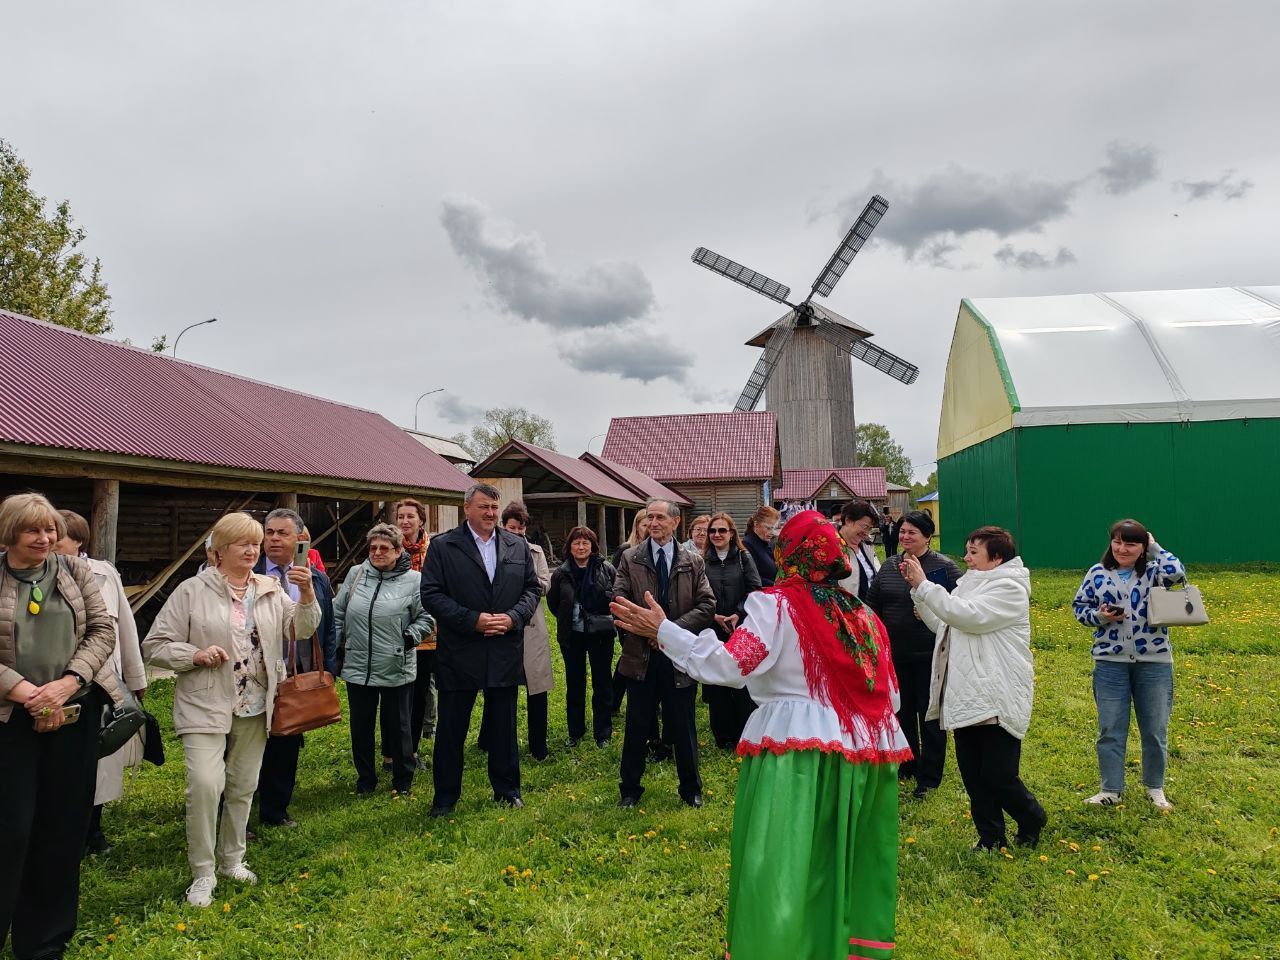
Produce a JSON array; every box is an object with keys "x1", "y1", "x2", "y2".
[{"x1": 937, "y1": 300, "x2": 1019, "y2": 461}]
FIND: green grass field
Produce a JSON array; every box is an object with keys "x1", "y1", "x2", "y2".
[{"x1": 57, "y1": 566, "x2": 1280, "y2": 960}]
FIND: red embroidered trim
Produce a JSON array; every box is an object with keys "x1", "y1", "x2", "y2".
[
  {"x1": 736, "y1": 736, "x2": 914, "y2": 766},
  {"x1": 724, "y1": 628, "x2": 767, "y2": 676}
]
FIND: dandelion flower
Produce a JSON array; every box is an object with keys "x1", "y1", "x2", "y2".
[
  {"x1": 223, "y1": 903, "x2": 231, "y2": 913},
  {"x1": 1206, "y1": 868, "x2": 1217, "y2": 876},
  {"x1": 1039, "y1": 855, "x2": 1049, "y2": 863},
  {"x1": 905, "y1": 837, "x2": 916, "y2": 844},
  {"x1": 1065, "y1": 869, "x2": 1076, "y2": 876},
  {"x1": 176, "y1": 923, "x2": 186, "y2": 932},
  {"x1": 1088, "y1": 874, "x2": 1099, "y2": 881}
]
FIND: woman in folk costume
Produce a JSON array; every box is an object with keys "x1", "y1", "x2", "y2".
[{"x1": 612, "y1": 510, "x2": 910, "y2": 960}]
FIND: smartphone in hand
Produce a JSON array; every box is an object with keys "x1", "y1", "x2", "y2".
[{"x1": 294, "y1": 540, "x2": 311, "y2": 568}]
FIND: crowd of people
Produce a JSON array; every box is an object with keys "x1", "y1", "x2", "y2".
[{"x1": 0, "y1": 485, "x2": 1189, "y2": 959}]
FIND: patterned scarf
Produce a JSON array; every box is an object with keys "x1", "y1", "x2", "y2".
[
  {"x1": 765, "y1": 510, "x2": 898, "y2": 740},
  {"x1": 403, "y1": 532, "x2": 427, "y2": 572}
]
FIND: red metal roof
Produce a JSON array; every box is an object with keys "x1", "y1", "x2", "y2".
[
  {"x1": 473, "y1": 439, "x2": 644, "y2": 504},
  {"x1": 579, "y1": 453, "x2": 693, "y2": 508},
  {"x1": 774, "y1": 467, "x2": 887, "y2": 501},
  {"x1": 0, "y1": 309, "x2": 471, "y2": 494},
  {"x1": 601, "y1": 412, "x2": 778, "y2": 482}
]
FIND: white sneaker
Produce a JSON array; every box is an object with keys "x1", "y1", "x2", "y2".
[
  {"x1": 1146, "y1": 787, "x2": 1173, "y2": 811},
  {"x1": 219, "y1": 861, "x2": 258, "y2": 884},
  {"x1": 186, "y1": 875, "x2": 217, "y2": 907},
  {"x1": 1084, "y1": 790, "x2": 1121, "y2": 806}
]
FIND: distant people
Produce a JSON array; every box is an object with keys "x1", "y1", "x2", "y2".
[
  {"x1": 55, "y1": 510, "x2": 148, "y2": 857},
  {"x1": 702, "y1": 512, "x2": 761, "y2": 749},
  {"x1": 742, "y1": 505, "x2": 781, "y2": 587},
  {"x1": 497, "y1": 501, "x2": 553, "y2": 761},
  {"x1": 682, "y1": 514, "x2": 711, "y2": 555},
  {"x1": 1072, "y1": 519, "x2": 1185, "y2": 811},
  {"x1": 144, "y1": 511, "x2": 320, "y2": 907},
  {"x1": 615, "y1": 498, "x2": 715, "y2": 808},
  {"x1": 904, "y1": 526, "x2": 1046, "y2": 850},
  {"x1": 548, "y1": 526, "x2": 618, "y2": 748},
  {"x1": 253, "y1": 508, "x2": 338, "y2": 829},
  {"x1": 881, "y1": 509, "x2": 901, "y2": 557},
  {"x1": 837, "y1": 500, "x2": 881, "y2": 600},
  {"x1": 335, "y1": 523, "x2": 434, "y2": 797},
  {"x1": 610, "y1": 510, "x2": 909, "y2": 958},
  {"x1": 394, "y1": 498, "x2": 437, "y2": 770},
  {"x1": 867, "y1": 510, "x2": 960, "y2": 798},
  {"x1": 421, "y1": 483, "x2": 541, "y2": 817},
  {"x1": 1, "y1": 493, "x2": 116, "y2": 958}
]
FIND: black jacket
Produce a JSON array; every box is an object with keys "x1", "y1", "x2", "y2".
[
  {"x1": 547, "y1": 556, "x2": 617, "y2": 640},
  {"x1": 742, "y1": 531, "x2": 777, "y2": 587},
  {"x1": 866, "y1": 549, "x2": 961, "y2": 664},
  {"x1": 880, "y1": 519, "x2": 901, "y2": 558},
  {"x1": 253, "y1": 556, "x2": 338, "y2": 674},
  {"x1": 420, "y1": 522, "x2": 542, "y2": 690},
  {"x1": 703, "y1": 543, "x2": 761, "y2": 638}
]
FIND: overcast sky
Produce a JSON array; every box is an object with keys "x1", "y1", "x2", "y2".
[{"x1": 7, "y1": 1, "x2": 1277, "y2": 479}]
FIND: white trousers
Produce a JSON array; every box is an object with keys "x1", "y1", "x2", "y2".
[{"x1": 181, "y1": 714, "x2": 268, "y2": 878}]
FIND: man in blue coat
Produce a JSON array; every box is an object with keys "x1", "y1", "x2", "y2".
[{"x1": 421, "y1": 483, "x2": 542, "y2": 817}]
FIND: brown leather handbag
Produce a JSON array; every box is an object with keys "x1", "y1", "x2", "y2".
[{"x1": 271, "y1": 634, "x2": 341, "y2": 736}]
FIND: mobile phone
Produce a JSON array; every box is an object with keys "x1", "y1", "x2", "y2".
[
  {"x1": 294, "y1": 540, "x2": 311, "y2": 567},
  {"x1": 62, "y1": 703, "x2": 82, "y2": 724}
]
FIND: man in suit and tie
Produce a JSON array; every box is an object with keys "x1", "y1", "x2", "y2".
[
  {"x1": 421, "y1": 483, "x2": 542, "y2": 817},
  {"x1": 614, "y1": 497, "x2": 715, "y2": 808}
]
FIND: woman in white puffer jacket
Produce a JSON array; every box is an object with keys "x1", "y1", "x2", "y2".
[{"x1": 902, "y1": 525, "x2": 1047, "y2": 852}]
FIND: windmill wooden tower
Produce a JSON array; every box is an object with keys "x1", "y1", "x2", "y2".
[{"x1": 692, "y1": 195, "x2": 918, "y2": 471}]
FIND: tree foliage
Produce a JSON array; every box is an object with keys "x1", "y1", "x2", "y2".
[
  {"x1": 910, "y1": 469, "x2": 938, "y2": 503},
  {"x1": 453, "y1": 406, "x2": 556, "y2": 461},
  {"x1": 855, "y1": 422, "x2": 913, "y2": 487},
  {"x1": 0, "y1": 140, "x2": 112, "y2": 333}
]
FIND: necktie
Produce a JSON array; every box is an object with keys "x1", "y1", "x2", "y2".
[
  {"x1": 656, "y1": 546, "x2": 669, "y2": 608},
  {"x1": 277, "y1": 565, "x2": 290, "y2": 593}
]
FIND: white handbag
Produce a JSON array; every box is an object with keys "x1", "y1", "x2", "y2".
[{"x1": 1148, "y1": 581, "x2": 1209, "y2": 627}]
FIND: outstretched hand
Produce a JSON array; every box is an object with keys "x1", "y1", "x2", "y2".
[{"x1": 610, "y1": 592, "x2": 666, "y2": 643}]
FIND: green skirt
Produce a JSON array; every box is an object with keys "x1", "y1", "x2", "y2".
[{"x1": 727, "y1": 751, "x2": 899, "y2": 960}]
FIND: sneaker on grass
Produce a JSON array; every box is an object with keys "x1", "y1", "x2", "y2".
[
  {"x1": 1084, "y1": 791, "x2": 1121, "y2": 806},
  {"x1": 219, "y1": 861, "x2": 258, "y2": 884},
  {"x1": 186, "y1": 875, "x2": 217, "y2": 907},
  {"x1": 1146, "y1": 787, "x2": 1173, "y2": 811}
]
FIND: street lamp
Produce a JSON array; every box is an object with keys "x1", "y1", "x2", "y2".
[
  {"x1": 587, "y1": 432, "x2": 607, "y2": 454},
  {"x1": 172, "y1": 318, "x2": 218, "y2": 358},
  {"x1": 414, "y1": 388, "x2": 444, "y2": 431}
]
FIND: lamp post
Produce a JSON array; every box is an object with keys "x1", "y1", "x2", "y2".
[
  {"x1": 414, "y1": 388, "x2": 444, "y2": 431},
  {"x1": 587, "y1": 432, "x2": 607, "y2": 454},
  {"x1": 172, "y1": 318, "x2": 218, "y2": 358}
]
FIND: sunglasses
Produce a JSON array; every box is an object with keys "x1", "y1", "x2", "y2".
[
  {"x1": 708, "y1": 528, "x2": 731, "y2": 535},
  {"x1": 369, "y1": 544, "x2": 395, "y2": 553}
]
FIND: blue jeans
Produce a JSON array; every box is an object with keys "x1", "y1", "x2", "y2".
[{"x1": 1092, "y1": 660, "x2": 1174, "y2": 793}]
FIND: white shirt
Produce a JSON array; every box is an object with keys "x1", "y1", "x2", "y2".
[{"x1": 468, "y1": 523, "x2": 498, "y2": 582}]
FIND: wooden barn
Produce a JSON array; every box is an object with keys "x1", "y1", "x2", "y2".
[
  {"x1": 772, "y1": 467, "x2": 888, "y2": 516},
  {"x1": 0, "y1": 308, "x2": 471, "y2": 624},
  {"x1": 601, "y1": 412, "x2": 780, "y2": 528}
]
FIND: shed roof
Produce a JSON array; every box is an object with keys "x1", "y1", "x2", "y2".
[
  {"x1": 916, "y1": 491, "x2": 939, "y2": 503},
  {"x1": 601, "y1": 411, "x2": 778, "y2": 483},
  {"x1": 406, "y1": 429, "x2": 475, "y2": 466},
  {"x1": 0, "y1": 308, "x2": 471, "y2": 496},
  {"x1": 472, "y1": 439, "x2": 644, "y2": 505},
  {"x1": 579, "y1": 453, "x2": 692, "y2": 507},
  {"x1": 774, "y1": 467, "x2": 887, "y2": 501},
  {"x1": 746, "y1": 303, "x2": 873, "y2": 347}
]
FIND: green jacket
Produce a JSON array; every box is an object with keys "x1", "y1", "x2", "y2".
[{"x1": 336, "y1": 556, "x2": 434, "y2": 688}]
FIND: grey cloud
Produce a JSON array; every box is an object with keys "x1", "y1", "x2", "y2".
[
  {"x1": 1096, "y1": 141, "x2": 1159, "y2": 195},
  {"x1": 435, "y1": 393, "x2": 487, "y2": 425},
  {"x1": 994, "y1": 244, "x2": 1077, "y2": 270},
  {"x1": 559, "y1": 328, "x2": 693, "y2": 384},
  {"x1": 441, "y1": 195, "x2": 654, "y2": 330},
  {"x1": 1174, "y1": 170, "x2": 1254, "y2": 201}
]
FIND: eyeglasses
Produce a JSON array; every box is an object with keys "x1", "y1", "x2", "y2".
[
  {"x1": 369, "y1": 544, "x2": 394, "y2": 553},
  {"x1": 708, "y1": 528, "x2": 731, "y2": 535}
]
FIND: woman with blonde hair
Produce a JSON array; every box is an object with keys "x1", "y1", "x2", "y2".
[
  {"x1": 742, "y1": 505, "x2": 781, "y2": 587},
  {"x1": 144, "y1": 511, "x2": 320, "y2": 908}
]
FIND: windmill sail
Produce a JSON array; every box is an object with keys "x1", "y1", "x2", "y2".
[
  {"x1": 810, "y1": 315, "x2": 919, "y2": 385},
  {"x1": 810, "y1": 194, "x2": 888, "y2": 299},
  {"x1": 692, "y1": 247, "x2": 792, "y2": 305},
  {"x1": 734, "y1": 319, "x2": 796, "y2": 411}
]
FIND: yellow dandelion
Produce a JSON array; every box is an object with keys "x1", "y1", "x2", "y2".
[
  {"x1": 1039, "y1": 855, "x2": 1049, "y2": 862},
  {"x1": 1206, "y1": 868, "x2": 1217, "y2": 876},
  {"x1": 1065, "y1": 869, "x2": 1076, "y2": 876},
  {"x1": 905, "y1": 836, "x2": 916, "y2": 844},
  {"x1": 176, "y1": 923, "x2": 186, "y2": 932},
  {"x1": 223, "y1": 903, "x2": 231, "y2": 913},
  {"x1": 1088, "y1": 874, "x2": 1099, "y2": 881},
  {"x1": 113, "y1": 917, "x2": 122, "y2": 926},
  {"x1": 107, "y1": 933, "x2": 116, "y2": 942},
  {"x1": 1091, "y1": 845, "x2": 1101, "y2": 852},
  {"x1": 294, "y1": 923, "x2": 304, "y2": 930}
]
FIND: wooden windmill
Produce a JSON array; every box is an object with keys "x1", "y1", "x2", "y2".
[{"x1": 692, "y1": 195, "x2": 918, "y2": 471}]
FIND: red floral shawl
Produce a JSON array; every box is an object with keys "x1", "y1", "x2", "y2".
[{"x1": 764, "y1": 510, "x2": 899, "y2": 741}]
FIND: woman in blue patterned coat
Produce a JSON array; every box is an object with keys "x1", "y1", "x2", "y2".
[{"x1": 1072, "y1": 519, "x2": 1185, "y2": 811}]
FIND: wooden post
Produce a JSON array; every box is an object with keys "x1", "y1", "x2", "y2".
[
  {"x1": 276, "y1": 492, "x2": 299, "y2": 511},
  {"x1": 618, "y1": 508, "x2": 628, "y2": 548},
  {"x1": 597, "y1": 503, "x2": 608, "y2": 556},
  {"x1": 576, "y1": 498, "x2": 588, "y2": 528},
  {"x1": 90, "y1": 479, "x2": 120, "y2": 563}
]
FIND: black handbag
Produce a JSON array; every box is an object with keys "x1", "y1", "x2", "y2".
[
  {"x1": 141, "y1": 710, "x2": 166, "y2": 766},
  {"x1": 99, "y1": 686, "x2": 147, "y2": 759}
]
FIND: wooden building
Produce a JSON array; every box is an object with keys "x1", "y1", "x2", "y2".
[
  {"x1": 772, "y1": 467, "x2": 888, "y2": 516},
  {"x1": 601, "y1": 412, "x2": 780, "y2": 529},
  {"x1": 0, "y1": 308, "x2": 471, "y2": 624}
]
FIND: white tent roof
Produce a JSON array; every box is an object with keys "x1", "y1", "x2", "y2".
[{"x1": 967, "y1": 286, "x2": 1280, "y2": 426}]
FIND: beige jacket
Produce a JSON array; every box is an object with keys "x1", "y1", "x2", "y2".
[
  {"x1": 143, "y1": 567, "x2": 321, "y2": 736},
  {"x1": 522, "y1": 543, "x2": 554, "y2": 696},
  {"x1": 0, "y1": 554, "x2": 119, "y2": 723}
]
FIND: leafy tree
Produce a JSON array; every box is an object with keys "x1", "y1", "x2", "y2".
[
  {"x1": 0, "y1": 140, "x2": 111, "y2": 333},
  {"x1": 855, "y1": 423, "x2": 913, "y2": 487},
  {"x1": 910, "y1": 469, "x2": 938, "y2": 503},
  {"x1": 453, "y1": 406, "x2": 556, "y2": 461}
]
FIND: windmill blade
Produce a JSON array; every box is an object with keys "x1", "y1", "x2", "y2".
[
  {"x1": 810, "y1": 194, "x2": 888, "y2": 299},
  {"x1": 810, "y1": 315, "x2": 919, "y2": 385},
  {"x1": 692, "y1": 247, "x2": 792, "y2": 305},
  {"x1": 734, "y1": 319, "x2": 796, "y2": 411}
]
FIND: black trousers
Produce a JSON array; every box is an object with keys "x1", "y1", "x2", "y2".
[
  {"x1": 896, "y1": 658, "x2": 947, "y2": 789},
  {"x1": 257, "y1": 732, "x2": 303, "y2": 823},
  {"x1": 401, "y1": 649, "x2": 435, "y2": 758},
  {"x1": 953, "y1": 725, "x2": 1046, "y2": 846},
  {"x1": 561, "y1": 631, "x2": 615, "y2": 742},
  {"x1": 347, "y1": 682, "x2": 415, "y2": 793},
  {"x1": 619, "y1": 652, "x2": 701, "y2": 801},
  {"x1": 433, "y1": 685, "x2": 520, "y2": 808},
  {"x1": 705, "y1": 685, "x2": 756, "y2": 749},
  {"x1": 0, "y1": 688, "x2": 101, "y2": 960},
  {"x1": 478, "y1": 688, "x2": 547, "y2": 760}
]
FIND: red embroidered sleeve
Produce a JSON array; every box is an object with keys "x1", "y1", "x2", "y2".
[{"x1": 724, "y1": 628, "x2": 767, "y2": 676}]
